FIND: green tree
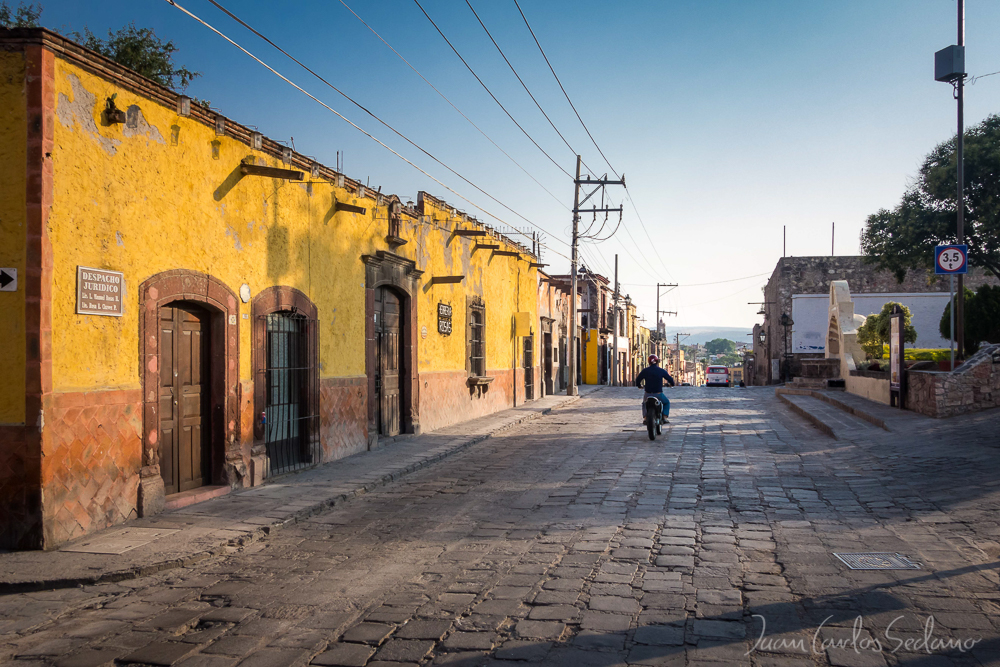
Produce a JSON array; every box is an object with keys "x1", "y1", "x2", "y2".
[
  {"x1": 0, "y1": 1, "x2": 41, "y2": 28},
  {"x1": 861, "y1": 114, "x2": 1000, "y2": 281},
  {"x1": 940, "y1": 284, "x2": 1000, "y2": 351},
  {"x1": 710, "y1": 353, "x2": 741, "y2": 367},
  {"x1": 76, "y1": 23, "x2": 199, "y2": 90},
  {"x1": 705, "y1": 338, "x2": 737, "y2": 356},
  {"x1": 857, "y1": 302, "x2": 918, "y2": 359}
]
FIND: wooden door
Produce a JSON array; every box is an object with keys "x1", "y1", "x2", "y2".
[
  {"x1": 523, "y1": 336, "x2": 534, "y2": 400},
  {"x1": 543, "y1": 332, "x2": 553, "y2": 395},
  {"x1": 375, "y1": 287, "x2": 401, "y2": 436},
  {"x1": 159, "y1": 303, "x2": 210, "y2": 495}
]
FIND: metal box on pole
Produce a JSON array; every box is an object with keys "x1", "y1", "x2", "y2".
[{"x1": 934, "y1": 45, "x2": 965, "y2": 82}]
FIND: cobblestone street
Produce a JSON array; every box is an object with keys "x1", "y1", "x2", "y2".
[{"x1": 2, "y1": 388, "x2": 999, "y2": 667}]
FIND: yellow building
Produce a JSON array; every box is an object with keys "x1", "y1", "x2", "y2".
[{"x1": 0, "y1": 29, "x2": 541, "y2": 549}]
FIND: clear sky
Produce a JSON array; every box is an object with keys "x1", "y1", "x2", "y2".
[{"x1": 33, "y1": 0, "x2": 1000, "y2": 332}]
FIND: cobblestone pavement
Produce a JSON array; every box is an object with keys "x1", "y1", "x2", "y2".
[{"x1": 2, "y1": 387, "x2": 999, "y2": 667}]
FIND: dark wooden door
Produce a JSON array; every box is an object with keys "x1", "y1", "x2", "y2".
[
  {"x1": 374, "y1": 287, "x2": 401, "y2": 436},
  {"x1": 523, "y1": 336, "x2": 534, "y2": 400},
  {"x1": 543, "y1": 332, "x2": 553, "y2": 396},
  {"x1": 159, "y1": 303, "x2": 210, "y2": 495}
]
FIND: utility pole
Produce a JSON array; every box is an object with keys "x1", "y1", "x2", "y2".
[
  {"x1": 566, "y1": 155, "x2": 626, "y2": 395},
  {"x1": 568, "y1": 157, "x2": 581, "y2": 396},
  {"x1": 831, "y1": 222, "x2": 835, "y2": 256},
  {"x1": 674, "y1": 333, "x2": 690, "y2": 384},
  {"x1": 956, "y1": 0, "x2": 966, "y2": 359},
  {"x1": 612, "y1": 254, "x2": 618, "y2": 387},
  {"x1": 655, "y1": 283, "x2": 678, "y2": 339}
]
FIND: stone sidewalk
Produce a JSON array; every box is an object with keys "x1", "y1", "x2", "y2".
[
  {"x1": 776, "y1": 387, "x2": 937, "y2": 440},
  {"x1": 0, "y1": 386, "x2": 604, "y2": 593}
]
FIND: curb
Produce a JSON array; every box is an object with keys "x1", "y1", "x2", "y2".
[
  {"x1": 0, "y1": 391, "x2": 595, "y2": 595},
  {"x1": 776, "y1": 387, "x2": 889, "y2": 431},
  {"x1": 776, "y1": 392, "x2": 837, "y2": 439}
]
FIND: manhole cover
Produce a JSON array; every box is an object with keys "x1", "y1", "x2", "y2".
[
  {"x1": 61, "y1": 527, "x2": 179, "y2": 555},
  {"x1": 833, "y1": 552, "x2": 920, "y2": 570}
]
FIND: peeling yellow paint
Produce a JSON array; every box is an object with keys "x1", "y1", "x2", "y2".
[{"x1": 45, "y1": 58, "x2": 537, "y2": 393}]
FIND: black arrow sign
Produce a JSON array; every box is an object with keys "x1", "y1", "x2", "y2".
[{"x1": 0, "y1": 270, "x2": 13, "y2": 289}]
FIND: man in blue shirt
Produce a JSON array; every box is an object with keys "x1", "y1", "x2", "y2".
[{"x1": 635, "y1": 354, "x2": 675, "y2": 424}]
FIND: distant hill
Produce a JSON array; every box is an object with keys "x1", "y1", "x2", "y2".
[{"x1": 660, "y1": 327, "x2": 753, "y2": 346}]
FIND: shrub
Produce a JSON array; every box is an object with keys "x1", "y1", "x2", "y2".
[
  {"x1": 858, "y1": 302, "x2": 917, "y2": 359},
  {"x1": 939, "y1": 284, "x2": 1000, "y2": 352}
]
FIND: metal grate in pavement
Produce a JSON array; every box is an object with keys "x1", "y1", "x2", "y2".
[{"x1": 834, "y1": 552, "x2": 920, "y2": 570}]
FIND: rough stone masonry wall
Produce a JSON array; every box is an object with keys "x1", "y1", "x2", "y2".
[
  {"x1": 761, "y1": 257, "x2": 999, "y2": 382},
  {"x1": 907, "y1": 344, "x2": 1000, "y2": 418}
]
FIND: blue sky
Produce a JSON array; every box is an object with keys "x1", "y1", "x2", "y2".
[{"x1": 35, "y1": 0, "x2": 1000, "y2": 331}]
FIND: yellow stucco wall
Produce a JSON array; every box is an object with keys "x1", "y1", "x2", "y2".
[
  {"x1": 411, "y1": 197, "x2": 537, "y2": 376},
  {"x1": 47, "y1": 58, "x2": 536, "y2": 394},
  {"x1": 583, "y1": 329, "x2": 599, "y2": 384},
  {"x1": 0, "y1": 51, "x2": 26, "y2": 423}
]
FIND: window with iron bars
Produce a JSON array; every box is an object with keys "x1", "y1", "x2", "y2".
[{"x1": 468, "y1": 299, "x2": 486, "y2": 377}]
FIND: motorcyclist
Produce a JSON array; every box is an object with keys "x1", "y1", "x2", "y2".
[{"x1": 635, "y1": 354, "x2": 675, "y2": 424}]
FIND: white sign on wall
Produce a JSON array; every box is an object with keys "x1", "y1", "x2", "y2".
[{"x1": 790, "y1": 292, "x2": 953, "y2": 353}]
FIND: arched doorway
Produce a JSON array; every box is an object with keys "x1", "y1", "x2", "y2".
[
  {"x1": 252, "y1": 286, "x2": 320, "y2": 477},
  {"x1": 263, "y1": 310, "x2": 319, "y2": 473},
  {"x1": 374, "y1": 286, "x2": 403, "y2": 437},
  {"x1": 158, "y1": 301, "x2": 212, "y2": 494},
  {"x1": 362, "y1": 250, "x2": 422, "y2": 444},
  {"x1": 139, "y1": 270, "x2": 240, "y2": 517}
]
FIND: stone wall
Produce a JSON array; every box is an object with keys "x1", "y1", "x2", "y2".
[
  {"x1": 760, "y1": 256, "x2": 998, "y2": 383},
  {"x1": 907, "y1": 344, "x2": 1000, "y2": 418}
]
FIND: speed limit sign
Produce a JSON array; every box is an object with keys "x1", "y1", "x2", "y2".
[{"x1": 935, "y1": 244, "x2": 968, "y2": 274}]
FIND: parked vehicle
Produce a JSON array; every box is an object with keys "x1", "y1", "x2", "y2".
[{"x1": 705, "y1": 365, "x2": 730, "y2": 387}]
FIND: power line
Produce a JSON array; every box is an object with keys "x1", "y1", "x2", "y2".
[
  {"x1": 513, "y1": 0, "x2": 672, "y2": 279},
  {"x1": 335, "y1": 0, "x2": 568, "y2": 213},
  {"x1": 412, "y1": 0, "x2": 573, "y2": 180},
  {"x1": 464, "y1": 0, "x2": 593, "y2": 175},
  {"x1": 199, "y1": 0, "x2": 566, "y2": 244},
  {"x1": 621, "y1": 271, "x2": 772, "y2": 288},
  {"x1": 512, "y1": 0, "x2": 617, "y2": 181},
  {"x1": 675, "y1": 281, "x2": 765, "y2": 309},
  {"x1": 164, "y1": 0, "x2": 571, "y2": 261}
]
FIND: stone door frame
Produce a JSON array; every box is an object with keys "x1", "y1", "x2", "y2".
[
  {"x1": 138, "y1": 270, "x2": 240, "y2": 516},
  {"x1": 361, "y1": 251, "x2": 423, "y2": 447},
  {"x1": 251, "y1": 286, "x2": 319, "y2": 477}
]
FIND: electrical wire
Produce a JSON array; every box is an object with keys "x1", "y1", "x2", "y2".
[
  {"x1": 335, "y1": 0, "x2": 569, "y2": 212},
  {"x1": 675, "y1": 281, "x2": 766, "y2": 309},
  {"x1": 970, "y1": 69, "x2": 1000, "y2": 84},
  {"x1": 412, "y1": 0, "x2": 573, "y2": 180},
  {"x1": 164, "y1": 0, "x2": 572, "y2": 261},
  {"x1": 464, "y1": 0, "x2": 595, "y2": 175},
  {"x1": 513, "y1": 0, "x2": 672, "y2": 279},
  {"x1": 621, "y1": 271, "x2": 772, "y2": 288},
  {"x1": 512, "y1": 0, "x2": 616, "y2": 182},
  {"x1": 199, "y1": 0, "x2": 563, "y2": 243}
]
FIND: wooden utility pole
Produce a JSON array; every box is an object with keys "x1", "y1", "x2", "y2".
[
  {"x1": 675, "y1": 332, "x2": 690, "y2": 383},
  {"x1": 566, "y1": 155, "x2": 625, "y2": 395},
  {"x1": 612, "y1": 255, "x2": 619, "y2": 387}
]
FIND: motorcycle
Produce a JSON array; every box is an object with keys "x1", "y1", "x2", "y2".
[{"x1": 645, "y1": 395, "x2": 664, "y2": 441}]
